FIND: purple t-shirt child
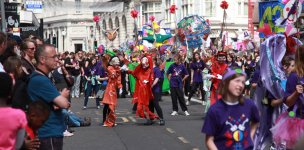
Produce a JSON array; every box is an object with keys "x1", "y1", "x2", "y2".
[
  {"x1": 190, "y1": 60, "x2": 205, "y2": 83},
  {"x1": 153, "y1": 66, "x2": 162, "y2": 93},
  {"x1": 167, "y1": 63, "x2": 188, "y2": 88},
  {"x1": 284, "y1": 72, "x2": 304, "y2": 118},
  {"x1": 202, "y1": 99, "x2": 260, "y2": 150}
]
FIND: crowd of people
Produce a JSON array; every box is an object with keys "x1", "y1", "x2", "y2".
[{"x1": 1, "y1": 27, "x2": 304, "y2": 150}]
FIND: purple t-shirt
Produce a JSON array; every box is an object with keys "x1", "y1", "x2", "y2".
[
  {"x1": 190, "y1": 60, "x2": 205, "y2": 83},
  {"x1": 153, "y1": 67, "x2": 162, "y2": 93},
  {"x1": 284, "y1": 72, "x2": 304, "y2": 117},
  {"x1": 202, "y1": 99, "x2": 260, "y2": 150},
  {"x1": 167, "y1": 63, "x2": 188, "y2": 88}
]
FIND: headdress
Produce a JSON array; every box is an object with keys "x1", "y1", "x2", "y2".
[{"x1": 222, "y1": 68, "x2": 246, "y2": 81}]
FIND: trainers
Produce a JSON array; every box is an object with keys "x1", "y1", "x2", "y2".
[
  {"x1": 171, "y1": 111, "x2": 178, "y2": 116},
  {"x1": 63, "y1": 130, "x2": 74, "y2": 137},
  {"x1": 186, "y1": 100, "x2": 190, "y2": 106},
  {"x1": 202, "y1": 101, "x2": 206, "y2": 105},
  {"x1": 82, "y1": 106, "x2": 87, "y2": 110},
  {"x1": 159, "y1": 119, "x2": 165, "y2": 126},
  {"x1": 184, "y1": 111, "x2": 190, "y2": 116},
  {"x1": 97, "y1": 106, "x2": 100, "y2": 109},
  {"x1": 144, "y1": 119, "x2": 154, "y2": 125}
]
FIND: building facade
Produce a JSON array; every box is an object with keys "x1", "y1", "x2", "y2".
[{"x1": 41, "y1": 0, "x2": 136, "y2": 53}]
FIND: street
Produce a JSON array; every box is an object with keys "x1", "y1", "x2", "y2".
[{"x1": 64, "y1": 95, "x2": 208, "y2": 150}]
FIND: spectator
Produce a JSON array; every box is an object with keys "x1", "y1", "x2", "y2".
[
  {"x1": 20, "y1": 39, "x2": 37, "y2": 75},
  {"x1": 0, "y1": 72, "x2": 27, "y2": 150},
  {"x1": 27, "y1": 44, "x2": 70, "y2": 150},
  {"x1": 0, "y1": 32, "x2": 8, "y2": 72}
]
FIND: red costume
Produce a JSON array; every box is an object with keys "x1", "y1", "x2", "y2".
[
  {"x1": 210, "y1": 53, "x2": 228, "y2": 105},
  {"x1": 128, "y1": 55, "x2": 158, "y2": 120},
  {"x1": 102, "y1": 65, "x2": 122, "y2": 127}
]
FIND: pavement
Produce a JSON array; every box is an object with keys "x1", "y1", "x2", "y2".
[{"x1": 63, "y1": 94, "x2": 208, "y2": 150}]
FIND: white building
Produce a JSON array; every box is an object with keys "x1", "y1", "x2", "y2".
[{"x1": 41, "y1": 0, "x2": 137, "y2": 53}]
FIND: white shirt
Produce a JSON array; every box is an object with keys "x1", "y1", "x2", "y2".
[{"x1": 0, "y1": 63, "x2": 5, "y2": 72}]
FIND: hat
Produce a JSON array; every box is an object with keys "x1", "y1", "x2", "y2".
[
  {"x1": 222, "y1": 68, "x2": 246, "y2": 81},
  {"x1": 109, "y1": 57, "x2": 120, "y2": 66}
]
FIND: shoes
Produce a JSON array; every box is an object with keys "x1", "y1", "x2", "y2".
[
  {"x1": 82, "y1": 106, "x2": 87, "y2": 110},
  {"x1": 184, "y1": 111, "x2": 190, "y2": 116},
  {"x1": 80, "y1": 121, "x2": 91, "y2": 127},
  {"x1": 144, "y1": 119, "x2": 154, "y2": 125},
  {"x1": 67, "y1": 128, "x2": 75, "y2": 133},
  {"x1": 63, "y1": 130, "x2": 74, "y2": 137},
  {"x1": 171, "y1": 111, "x2": 178, "y2": 116},
  {"x1": 97, "y1": 106, "x2": 100, "y2": 109},
  {"x1": 71, "y1": 96, "x2": 75, "y2": 98},
  {"x1": 202, "y1": 101, "x2": 206, "y2": 105},
  {"x1": 185, "y1": 100, "x2": 190, "y2": 106},
  {"x1": 159, "y1": 119, "x2": 165, "y2": 126},
  {"x1": 103, "y1": 123, "x2": 117, "y2": 127}
]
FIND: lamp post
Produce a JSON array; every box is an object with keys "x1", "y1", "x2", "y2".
[{"x1": 62, "y1": 30, "x2": 66, "y2": 52}]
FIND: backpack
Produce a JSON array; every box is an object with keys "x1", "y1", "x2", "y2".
[{"x1": 11, "y1": 73, "x2": 42, "y2": 111}]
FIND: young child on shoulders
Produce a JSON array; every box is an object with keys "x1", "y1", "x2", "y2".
[{"x1": 202, "y1": 68, "x2": 260, "y2": 150}]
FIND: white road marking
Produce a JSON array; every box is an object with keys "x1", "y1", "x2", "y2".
[
  {"x1": 166, "y1": 128, "x2": 175, "y2": 134},
  {"x1": 178, "y1": 137, "x2": 189, "y2": 143},
  {"x1": 128, "y1": 116, "x2": 137, "y2": 122}
]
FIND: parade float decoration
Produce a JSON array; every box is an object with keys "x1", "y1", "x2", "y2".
[{"x1": 176, "y1": 15, "x2": 211, "y2": 58}]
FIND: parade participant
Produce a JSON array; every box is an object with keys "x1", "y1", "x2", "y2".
[
  {"x1": 202, "y1": 68, "x2": 260, "y2": 150},
  {"x1": 242, "y1": 55, "x2": 255, "y2": 96},
  {"x1": 150, "y1": 57, "x2": 165, "y2": 125},
  {"x1": 210, "y1": 51, "x2": 228, "y2": 105},
  {"x1": 126, "y1": 55, "x2": 159, "y2": 124},
  {"x1": 0, "y1": 72, "x2": 27, "y2": 150},
  {"x1": 271, "y1": 45, "x2": 304, "y2": 149},
  {"x1": 167, "y1": 54, "x2": 190, "y2": 116},
  {"x1": 187, "y1": 52, "x2": 206, "y2": 105},
  {"x1": 102, "y1": 56, "x2": 122, "y2": 127},
  {"x1": 83, "y1": 57, "x2": 101, "y2": 109}
]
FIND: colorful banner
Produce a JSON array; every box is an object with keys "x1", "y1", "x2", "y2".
[{"x1": 128, "y1": 62, "x2": 139, "y2": 94}]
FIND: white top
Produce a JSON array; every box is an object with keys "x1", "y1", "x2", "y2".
[{"x1": 0, "y1": 63, "x2": 5, "y2": 72}]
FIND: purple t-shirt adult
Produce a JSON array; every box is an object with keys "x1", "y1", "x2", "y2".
[
  {"x1": 153, "y1": 67, "x2": 162, "y2": 93},
  {"x1": 202, "y1": 99, "x2": 260, "y2": 150},
  {"x1": 167, "y1": 63, "x2": 188, "y2": 88},
  {"x1": 190, "y1": 60, "x2": 205, "y2": 83},
  {"x1": 284, "y1": 72, "x2": 304, "y2": 117}
]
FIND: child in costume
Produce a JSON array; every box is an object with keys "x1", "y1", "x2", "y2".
[
  {"x1": 0, "y1": 72, "x2": 28, "y2": 150},
  {"x1": 167, "y1": 54, "x2": 190, "y2": 116},
  {"x1": 150, "y1": 57, "x2": 165, "y2": 125},
  {"x1": 126, "y1": 55, "x2": 159, "y2": 124},
  {"x1": 271, "y1": 46, "x2": 304, "y2": 149},
  {"x1": 187, "y1": 52, "x2": 206, "y2": 105},
  {"x1": 210, "y1": 51, "x2": 228, "y2": 105},
  {"x1": 202, "y1": 68, "x2": 260, "y2": 150},
  {"x1": 102, "y1": 56, "x2": 122, "y2": 127}
]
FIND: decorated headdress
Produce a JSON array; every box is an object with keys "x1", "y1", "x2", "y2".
[
  {"x1": 222, "y1": 68, "x2": 247, "y2": 81},
  {"x1": 109, "y1": 56, "x2": 120, "y2": 66}
]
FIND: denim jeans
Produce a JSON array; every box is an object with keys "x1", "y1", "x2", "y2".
[
  {"x1": 39, "y1": 137, "x2": 63, "y2": 150},
  {"x1": 83, "y1": 82, "x2": 99, "y2": 107}
]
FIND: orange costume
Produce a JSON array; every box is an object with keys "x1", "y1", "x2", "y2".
[
  {"x1": 210, "y1": 55, "x2": 228, "y2": 105},
  {"x1": 128, "y1": 56, "x2": 158, "y2": 120},
  {"x1": 102, "y1": 66, "x2": 122, "y2": 127}
]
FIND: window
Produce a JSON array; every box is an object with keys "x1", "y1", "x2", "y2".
[
  {"x1": 155, "y1": 2, "x2": 161, "y2": 10},
  {"x1": 244, "y1": 2, "x2": 248, "y2": 16},
  {"x1": 205, "y1": 0, "x2": 215, "y2": 17},
  {"x1": 238, "y1": 2, "x2": 242, "y2": 15}
]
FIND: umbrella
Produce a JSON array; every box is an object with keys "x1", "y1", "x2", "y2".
[{"x1": 177, "y1": 15, "x2": 211, "y2": 49}]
